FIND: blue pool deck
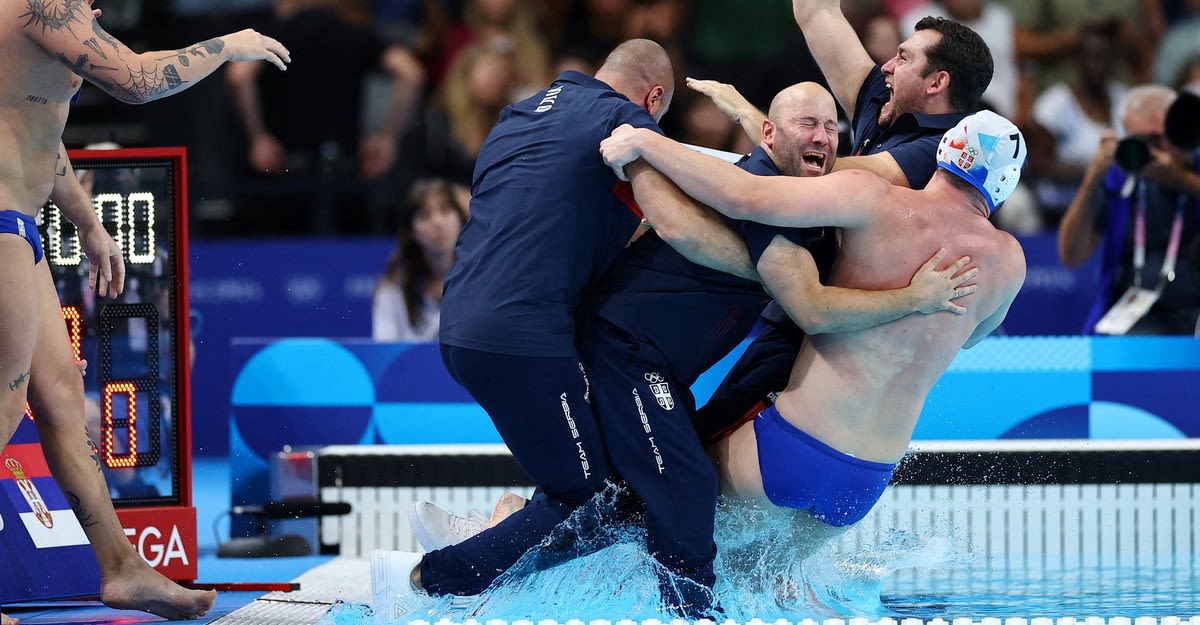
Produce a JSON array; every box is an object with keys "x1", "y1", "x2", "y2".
[{"x1": 2, "y1": 457, "x2": 328, "y2": 624}]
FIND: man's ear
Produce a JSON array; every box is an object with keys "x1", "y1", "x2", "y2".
[
  {"x1": 645, "y1": 85, "x2": 667, "y2": 118},
  {"x1": 927, "y1": 69, "x2": 950, "y2": 97},
  {"x1": 761, "y1": 119, "x2": 777, "y2": 149}
]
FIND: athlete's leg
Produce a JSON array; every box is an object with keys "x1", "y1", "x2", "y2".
[
  {"x1": 419, "y1": 345, "x2": 614, "y2": 595},
  {"x1": 579, "y1": 318, "x2": 719, "y2": 618},
  {"x1": 26, "y1": 260, "x2": 215, "y2": 620},
  {"x1": 0, "y1": 235, "x2": 39, "y2": 450},
  {"x1": 0, "y1": 233, "x2": 40, "y2": 625}
]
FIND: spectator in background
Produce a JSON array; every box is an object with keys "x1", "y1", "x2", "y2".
[
  {"x1": 1026, "y1": 21, "x2": 1128, "y2": 226},
  {"x1": 1154, "y1": 0, "x2": 1200, "y2": 91},
  {"x1": 899, "y1": 0, "x2": 1019, "y2": 121},
  {"x1": 461, "y1": 0, "x2": 554, "y2": 96},
  {"x1": 685, "y1": 0, "x2": 795, "y2": 85},
  {"x1": 1013, "y1": 0, "x2": 1163, "y2": 93},
  {"x1": 371, "y1": 0, "x2": 453, "y2": 73},
  {"x1": 860, "y1": 12, "x2": 903, "y2": 66},
  {"x1": 1058, "y1": 85, "x2": 1200, "y2": 335},
  {"x1": 226, "y1": 0, "x2": 425, "y2": 235},
  {"x1": 558, "y1": 0, "x2": 635, "y2": 68},
  {"x1": 399, "y1": 39, "x2": 521, "y2": 189},
  {"x1": 1177, "y1": 55, "x2": 1200, "y2": 95},
  {"x1": 674, "y1": 89, "x2": 742, "y2": 154},
  {"x1": 373, "y1": 179, "x2": 467, "y2": 342}
]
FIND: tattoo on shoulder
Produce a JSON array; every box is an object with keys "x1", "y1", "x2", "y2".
[
  {"x1": 21, "y1": 0, "x2": 90, "y2": 36},
  {"x1": 25, "y1": 94, "x2": 49, "y2": 105}
]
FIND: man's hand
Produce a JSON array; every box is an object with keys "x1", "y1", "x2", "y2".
[
  {"x1": 1139, "y1": 145, "x2": 1191, "y2": 190},
  {"x1": 79, "y1": 224, "x2": 125, "y2": 298},
  {"x1": 687, "y1": 77, "x2": 766, "y2": 144},
  {"x1": 687, "y1": 77, "x2": 754, "y2": 124},
  {"x1": 600, "y1": 124, "x2": 645, "y2": 181},
  {"x1": 792, "y1": 0, "x2": 842, "y2": 24},
  {"x1": 907, "y1": 248, "x2": 977, "y2": 315},
  {"x1": 1089, "y1": 130, "x2": 1119, "y2": 176},
  {"x1": 223, "y1": 29, "x2": 292, "y2": 71},
  {"x1": 250, "y1": 134, "x2": 287, "y2": 173}
]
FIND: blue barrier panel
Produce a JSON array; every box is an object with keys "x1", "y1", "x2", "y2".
[{"x1": 228, "y1": 336, "x2": 1200, "y2": 536}]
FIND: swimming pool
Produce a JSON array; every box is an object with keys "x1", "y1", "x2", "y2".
[{"x1": 230, "y1": 440, "x2": 1200, "y2": 624}]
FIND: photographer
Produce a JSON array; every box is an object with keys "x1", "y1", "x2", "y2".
[{"x1": 1059, "y1": 85, "x2": 1200, "y2": 335}]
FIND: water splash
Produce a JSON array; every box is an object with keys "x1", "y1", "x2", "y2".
[
  {"x1": 350, "y1": 488, "x2": 956, "y2": 623},
  {"x1": 711, "y1": 501, "x2": 959, "y2": 620},
  {"x1": 315, "y1": 599, "x2": 375, "y2": 625}
]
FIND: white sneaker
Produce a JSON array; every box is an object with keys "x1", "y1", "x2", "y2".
[
  {"x1": 408, "y1": 501, "x2": 487, "y2": 551},
  {"x1": 370, "y1": 549, "x2": 425, "y2": 624}
]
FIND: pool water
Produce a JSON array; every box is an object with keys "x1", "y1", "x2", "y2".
[{"x1": 321, "y1": 494, "x2": 1200, "y2": 623}]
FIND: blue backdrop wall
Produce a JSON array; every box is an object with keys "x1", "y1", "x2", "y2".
[{"x1": 189, "y1": 234, "x2": 1104, "y2": 457}]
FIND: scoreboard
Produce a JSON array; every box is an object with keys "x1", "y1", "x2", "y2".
[{"x1": 0, "y1": 147, "x2": 196, "y2": 602}]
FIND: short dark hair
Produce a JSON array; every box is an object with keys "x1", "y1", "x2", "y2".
[{"x1": 914, "y1": 16, "x2": 993, "y2": 112}]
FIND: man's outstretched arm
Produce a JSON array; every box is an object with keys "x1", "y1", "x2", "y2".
[
  {"x1": 601, "y1": 124, "x2": 883, "y2": 229},
  {"x1": 791, "y1": 0, "x2": 875, "y2": 118},
  {"x1": 24, "y1": 0, "x2": 289, "y2": 104},
  {"x1": 685, "y1": 77, "x2": 767, "y2": 145}
]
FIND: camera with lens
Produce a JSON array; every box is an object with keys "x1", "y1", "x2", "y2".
[
  {"x1": 1114, "y1": 90, "x2": 1200, "y2": 173},
  {"x1": 1114, "y1": 136, "x2": 1153, "y2": 172}
]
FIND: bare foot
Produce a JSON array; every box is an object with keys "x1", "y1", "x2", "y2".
[
  {"x1": 100, "y1": 557, "x2": 216, "y2": 620},
  {"x1": 488, "y1": 492, "x2": 527, "y2": 527},
  {"x1": 2, "y1": 612, "x2": 18, "y2": 624}
]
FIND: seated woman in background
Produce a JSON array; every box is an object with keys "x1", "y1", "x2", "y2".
[{"x1": 373, "y1": 178, "x2": 468, "y2": 341}]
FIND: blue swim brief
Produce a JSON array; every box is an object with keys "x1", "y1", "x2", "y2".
[
  {"x1": 754, "y1": 404, "x2": 896, "y2": 527},
  {"x1": 0, "y1": 210, "x2": 43, "y2": 264}
]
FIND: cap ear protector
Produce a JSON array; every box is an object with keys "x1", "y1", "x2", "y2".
[{"x1": 935, "y1": 110, "x2": 1027, "y2": 212}]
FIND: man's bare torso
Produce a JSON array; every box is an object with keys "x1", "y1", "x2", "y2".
[
  {"x1": 0, "y1": 0, "x2": 82, "y2": 214},
  {"x1": 774, "y1": 179, "x2": 1025, "y2": 463}
]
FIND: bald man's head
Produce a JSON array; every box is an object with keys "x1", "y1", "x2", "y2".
[
  {"x1": 595, "y1": 39, "x2": 675, "y2": 122},
  {"x1": 762, "y1": 82, "x2": 839, "y2": 178}
]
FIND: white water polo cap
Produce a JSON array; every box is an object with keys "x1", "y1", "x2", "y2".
[{"x1": 935, "y1": 110, "x2": 1027, "y2": 213}]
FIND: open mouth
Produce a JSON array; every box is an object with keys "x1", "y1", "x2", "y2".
[{"x1": 802, "y1": 151, "x2": 827, "y2": 170}]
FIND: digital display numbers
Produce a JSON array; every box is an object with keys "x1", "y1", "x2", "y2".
[
  {"x1": 31, "y1": 150, "x2": 187, "y2": 506},
  {"x1": 43, "y1": 192, "x2": 159, "y2": 267}
]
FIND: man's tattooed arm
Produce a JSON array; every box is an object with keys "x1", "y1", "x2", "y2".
[
  {"x1": 157, "y1": 38, "x2": 226, "y2": 67},
  {"x1": 25, "y1": 0, "x2": 234, "y2": 104}
]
